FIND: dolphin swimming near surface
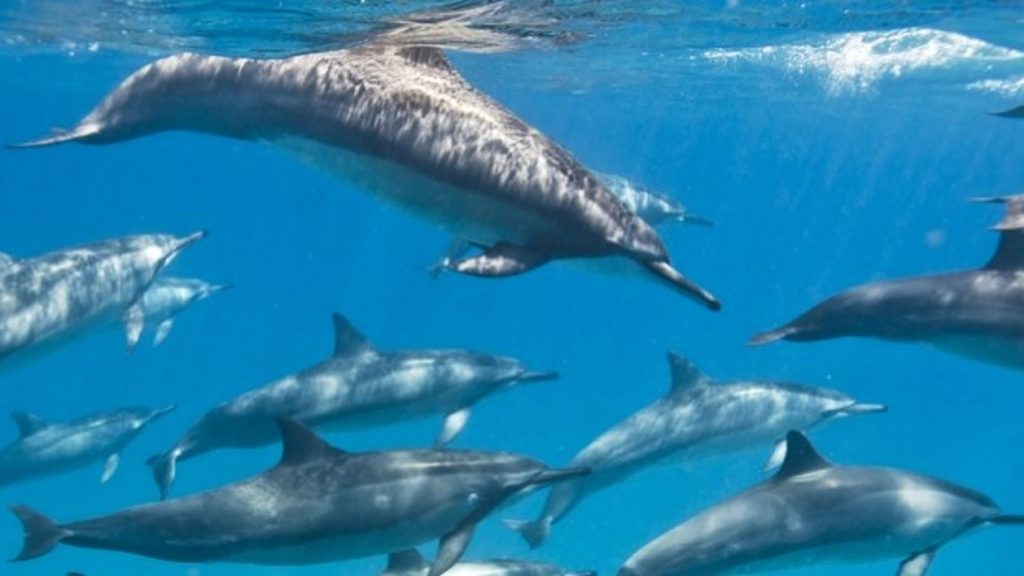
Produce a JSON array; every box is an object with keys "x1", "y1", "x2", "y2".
[
  {"x1": 504, "y1": 353, "x2": 885, "y2": 548},
  {"x1": 383, "y1": 548, "x2": 595, "y2": 576},
  {"x1": 750, "y1": 195, "x2": 1024, "y2": 371},
  {"x1": 147, "y1": 312, "x2": 557, "y2": 499},
  {"x1": 10, "y1": 419, "x2": 587, "y2": 575},
  {"x1": 618, "y1": 430, "x2": 1024, "y2": 576},
  {"x1": 11, "y1": 46, "x2": 720, "y2": 310},
  {"x1": 0, "y1": 231, "x2": 206, "y2": 367},
  {"x1": 140, "y1": 277, "x2": 229, "y2": 347},
  {"x1": 0, "y1": 405, "x2": 175, "y2": 487}
]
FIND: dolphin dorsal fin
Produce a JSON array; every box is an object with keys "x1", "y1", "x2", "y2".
[
  {"x1": 667, "y1": 353, "x2": 709, "y2": 392},
  {"x1": 11, "y1": 412, "x2": 47, "y2": 438},
  {"x1": 275, "y1": 418, "x2": 342, "y2": 467},
  {"x1": 331, "y1": 313, "x2": 375, "y2": 358},
  {"x1": 396, "y1": 46, "x2": 455, "y2": 74},
  {"x1": 385, "y1": 549, "x2": 428, "y2": 575},
  {"x1": 975, "y1": 195, "x2": 1024, "y2": 270},
  {"x1": 774, "y1": 431, "x2": 831, "y2": 479}
]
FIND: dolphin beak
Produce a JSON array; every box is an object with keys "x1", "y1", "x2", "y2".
[
  {"x1": 175, "y1": 230, "x2": 209, "y2": 252},
  {"x1": 843, "y1": 403, "x2": 887, "y2": 415},
  {"x1": 205, "y1": 283, "x2": 234, "y2": 296},
  {"x1": 644, "y1": 260, "x2": 721, "y2": 311},
  {"x1": 516, "y1": 370, "x2": 560, "y2": 383},
  {"x1": 148, "y1": 404, "x2": 177, "y2": 421}
]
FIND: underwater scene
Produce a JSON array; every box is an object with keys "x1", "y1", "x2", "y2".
[{"x1": 1, "y1": 1, "x2": 1023, "y2": 575}]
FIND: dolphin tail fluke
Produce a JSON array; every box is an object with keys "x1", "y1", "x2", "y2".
[
  {"x1": 747, "y1": 325, "x2": 797, "y2": 346},
  {"x1": 992, "y1": 515, "x2": 1024, "y2": 525},
  {"x1": 7, "y1": 124, "x2": 101, "y2": 149},
  {"x1": 9, "y1": 505, "x2": 66, "y2": 561},
  {"x1": 643, "y1": 260, "x2": 721, "y2": 311},
  {"x1": 146, "y1": 450, "x2": 178, "y2": 500},
  {"x1": 502, "y1": 517, "x2": 552, "y2": 549}
]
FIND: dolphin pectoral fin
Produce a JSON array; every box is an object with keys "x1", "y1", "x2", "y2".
[
  {"x1": 502, "y1": 517, "x2": 552, "y2": 549},
  {"x1": 385, "y1": 549, "x2": 428, "y2": 576},
  {"x1": 748, "y1": 325, "x2": 798, "y2": 346},
  {"x1": 450, "y1": 243, "x2": 548, "y2": 277},
  {"x1": 153, "y1": 319, "x2": 175, "y2": 347},
  {"x1": 897, "y1": 551, "x2": 935, "y2": 576},
  {"x1": 123, "y1": 302, "x2": 145, "y2": 352},
  {"x1": 146, "y1": 451, "x2": 178, "y2": 500},
  {"x1": 435, "y1": 408, "x2": 471, "y2": 447},
  {"x1": 430, "y1": 522, "x2": 476, "y2": 576},
  {"x1": 100, "y1": 453, "x2": 120, "y2": 484},
  {"x1": 428, "y1": 238, "x2": 475, "y2": 278},
  {"x1": 763, "y1": 439, "x2": 787, "y2": 473},
  {"x1": 642, "y1": 260, "x2": 721, "y2": 311}
]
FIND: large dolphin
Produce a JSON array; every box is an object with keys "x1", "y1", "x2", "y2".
[
  {"x1": 0, "y1": 231, "x2": 206, "y2": 366},
  {"x1": 594, "y1": 173, "x2": 711, "y2": 227},
  {"x1": 10, "y1": 419, "x2": 587, "y2": 575},
  {"x1": 11, "y1": 46, "x2": 720, "y2": 310},
  {"x1": 383, "y1": 549, "x2": 595, "y2": 576},
  {"x1": 750, "y1": 196, "x2": 1024, "y2": 371},
  {"x1": 140, "y1": 277, "x2": 229, "y2": 347},
  {"x1": 147, "y1": 312, "x2": 557, "y2": 499},
  {"x1": 618, "y1": 431, "x2": 1024, "y2": 576},
  {"x1": 0, "y1": 405, "x2": 175, "y2": 487},
  {"x1": 504, "y1": 353, "x2": 885, "y2": 548}
]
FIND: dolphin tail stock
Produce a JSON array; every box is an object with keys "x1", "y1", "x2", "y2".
[
  {"x1": 146, "y1": 449, "x2": 179, "y2": 500},
  {"x1": 747, "y1": 325, "x2": 798, "y2": 346},
  {"x1": 991, "y1": 515, "x2": 1024, "y2": 525},
  {"x1": 8, "y1": 505, "x2": 67, "y2": 561},
  {"x1": 502, "y1": 517, "x2": 552, "y2": 549},
  {"x1": 642, "y1": 260, "x2": 721, "y2": 311},
  {"x1": 6, "y1": 124, "x2": 101, "y2": 149}
]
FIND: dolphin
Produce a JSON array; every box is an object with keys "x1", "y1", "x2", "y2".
[
  {"x1": 618, "y1": 430, "x2": 1024, "y2": 576},
  {"x1": 0, "y1": 405, "x2": 175, "y2": 487},
  {"x1": 750, "y1": 196, "x2": 1024, "y2": 371},
  {"x1": 594, "y1": 173, "x2": 711, "y2": 227},
  {"x1": 10, "y1": 46, "x2": 720, "y2": 310},
  {"x1": 383, "y1": 548, "x2": 595, "y2": 576},
  {"x1": 147, "y1": 312, "x2": 557, "y2": 499},
  {"x1": 140, "y1": 277, "x2": 230, "y2": 347},
  {"x1": 10, "y1": 419, "x2": 587, "y2": 575},
  {"x1": 992, "y1": 104, "x2": 1024, "y2": 118},
  {"x1": 504, "y1": 353, "x2": 885, "y2": 548},
  {"x1": 0, "y1": 231, "x2": 206, "y2": 366}
]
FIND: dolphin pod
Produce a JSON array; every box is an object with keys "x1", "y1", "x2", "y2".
[
  {"x1": 12, "y1": 46, "x2": 720, "y2": 311},
  {"x1": 750, "y1": 196, "x2": 1024, "y2": 371},
  {"x1": 11, "y1": 419, "x2": 587, "y2": 573},
  {"x1": 619, "y1": 431, "x2": 1024, "y2": 576},
  {"x1": 146, "y1": 312, "x2": 557, "y2": 499},
  {"x1": 504, "y1": 353, "x2": 884, "y2": 548}
]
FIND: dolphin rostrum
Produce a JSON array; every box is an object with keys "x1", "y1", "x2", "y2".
[
  {"x1": 504, "y1": 353, "x2": 885, "y2": 548},
  {"x1": 0, "y1": 231, "x2": 206, "y2": 366},
  {"x1": 0, "y1": 405, "x2": 175, "y2": 487},
  {"x1": 140, "y1": 277, "x2": 230, "y2": 347},
  {"x1": 11, "y1": 419, "x2": 587, "y2": 575},
  {"x1": 11, "y1": 46, "x2": 720, "y2": 310},
  {"x1": 618, "y1": 430, "x2": 1024, "y2": 576},
  {"x1": 383, "y1": 548, "x2": 595, "y2": 576},
  {"x1": 750, "y1": 196, "x2": 1024, "y2": 371},
  {"x1": 147, "y1": 312, "x2": 557, "y2": 499}
]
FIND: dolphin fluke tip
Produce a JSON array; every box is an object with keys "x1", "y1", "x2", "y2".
[
  {"x1": 7, "y1": 125, "x2": 101, "y2": 149},
  {"x1": 502, "y1": 517, "x2": 552, "y2": 549},
  {"x1": 747, "y1": 326, "x2": 795, "y2": 346},
  {"x1": 8, "y1": 505, "x2": 65, "y2": 561}
]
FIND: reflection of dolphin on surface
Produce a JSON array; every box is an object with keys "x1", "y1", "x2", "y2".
[
  {"x1": 751, "y1": 196, "x2": 1024, "y2": 371},
  {"x1": 619, "y1": 431, "x2": 1024, "y2": 576},
  {"x1": 12, "y1": 46, "x2": 719, "y2": 310}
]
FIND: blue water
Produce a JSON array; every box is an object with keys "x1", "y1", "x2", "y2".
[{"x1": 1, "y1": 2, "x2": 1023, "y2": 575}]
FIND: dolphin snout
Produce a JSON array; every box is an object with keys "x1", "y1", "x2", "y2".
[
  {"x1": 843, "y1": 403, "x2": 887, "y2": 415},
  {"x1": 516, "y1": 370, "x2": 560, "y2": 383},
  {"x1": 148, "y1": 405, "x2": 177, "y2": 421},
  {"x1": 176, "y1": 230, "x2": 208, "y2": 251}
]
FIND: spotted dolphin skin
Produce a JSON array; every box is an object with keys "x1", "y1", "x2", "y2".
[
  {"x1": 618, "y1": 431, "x2": 1024, "y2": 576},
  {"x1": 504, "y1": 353, "x2": 884, "y2": 548},
  {"x1": 11, "y1": 46, "x2": 719, "y2": 310},
  {"x1": 147, "y1": 312, "x2": 557, "y2": 499},
  {"x1": 0, "y1": 231, "x2": 206, "y2": 367},
  {"x1": 140, "y1": 277, "x2": 230, "y2": 347},
  {"x1": 11, "y1": 419, "x2": 587, "y2": 574},
  {"x1": 750, "y1": 196, "x2": 1024, "y2": 371},
  {"x1": 382, "y1": 549, "x2": 596, "y2": 576},
  {"x1": 0, "y1": 405, "x2": 175, "y2": 487}
]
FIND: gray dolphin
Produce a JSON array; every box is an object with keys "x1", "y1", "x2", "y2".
[
  {"x1": 0, "y1": 405, "x2": 175, "y2": 487},
  {"x1": 504, "y1": 353, "x2": 885, "y2": 548},
  {"x1": 383, "y1": 549, "x2": 595, "y2": 576},
  {"x1": 750, "y1": 196, "x2": 1024, "y2": 371},
  {"x1": 618, "y1": 430, "x2": 1024, "y2": 576},
  {"x1": 10, "y1": 46, "x2": 719, "y2": 310},
  {"x1": 992, "y1": 104, "x2": 1024, "y2": 118},
  {"x1": 147, "y1": 312, "x2": 557, "y2": 499},
  {"x1": 594, "y1": 173, "x2": 711, "y2": 227},
  {"x1": 141, "y1": 277, "x2": 230, "y2": 347},
  {"x1": 10, "y1": 419, "x2": 587, "y2": 575},
  {"x1": 0, "y1": 231, "x2": 206, "y2": 366}
]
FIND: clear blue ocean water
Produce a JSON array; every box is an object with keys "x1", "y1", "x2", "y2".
[{"x1": 0, "y1": 2, "x2": 1023, "y2": 575}]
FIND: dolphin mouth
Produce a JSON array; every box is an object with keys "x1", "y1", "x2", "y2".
[
  {"x1": 516, "y1": 370, "x2": 560, "y2": 383},
  {"x1": 175, "y1": 230, "x2": 209, "y2": 252},
  {"x1": 842, "y1": 402, "x2": 888, "y2": 415}
]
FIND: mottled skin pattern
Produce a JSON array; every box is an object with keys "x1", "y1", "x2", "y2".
[
  {"x1": 619, "y1": 433, "x2": 1012, "y2": 576},
  {"x1": 15, "y1": 46, "x2": 718, "y2": 309},
  {"x1": 150, "y1": 314, "x2": 552, "y2": 498},
  {"x1": 11, "y1": 421, "x2": 583, "y2": 568},
  {"x1": 508, "y1": 355, "x2": 881, "y2": 547},
  {"x1": 0, "y1": 232, "x2": 204, "y2": 363},
  {"x1": 0, "y1": 406, "x2": 173, "y2": 486}
]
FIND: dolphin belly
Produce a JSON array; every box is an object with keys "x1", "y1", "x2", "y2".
[{"x1": 931, "y1": 334, "x2": 1024, "y2": 371}]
